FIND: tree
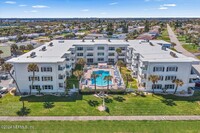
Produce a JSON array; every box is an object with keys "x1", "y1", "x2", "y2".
[
  {"x1": 117, "y1": 60, "x2": 124, "y2": 72},
  {"x1": 104, "y1": 75, "x2": 113, "y2": 92},
  {"x1": 11, "y1": 44, "x2": 18, "y2": 55},
  {"x1": 26, "y1": 44, "x2": 34, "y2": 51},
  {"x1": 172, "y1": 79, "x2": 184, "y2": 94},
  {"x1": 19, "y1": 45, "x2": 26, "y2": 52},
  {"x1": 27, "y1": 63, "x2": 39, "y2": 95},
  {"x1": 124, "y1": 73, "x2": 132, "y2": 88},
  {"x1": 2, "y1": 63, "x2": 25, "y2": 108},
  {"x1": 91, "y1": 73, "x2": 99, "y2": 94},
  {"x1": 115, "y1": 48, "x2": 122, "y2": 62},
  {"x1": 148, "y1": 75, "x2": 160, "y2": 94},
  {"x1": 76, "y1": 58, "x2": 86, "y2": 70},
  {"x1": 73, "y1": 70, "x2": 83, "y2": 80},
  {"x1": 36, "y1": 86, "x2": 42, "y2": 95},
  {"x1": 144, "y1": 20, "x2": 150, "y2": 32}
]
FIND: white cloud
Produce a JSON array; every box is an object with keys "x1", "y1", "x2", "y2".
[
  {"x1": 109, "y1": 2, "x2": 118, "y2": 5},
  {"x1": 162, "y1": 4, "x2": 176, "y2": 7},
  {"x1": 4, "y1": 1, "x2": 16, "y2": 4},
  {"x1": 159, "y1": 7, "x2": 168, "y2": 10},
  {"x1": 81, "y1": 9, "x2": 89, "y2": 12},
  {"x1": 19, "y1": 4, "x2": 27, "y2": 7},
  {"x1": 32, "y1": 5, "x2": 49, "y2": 8}
]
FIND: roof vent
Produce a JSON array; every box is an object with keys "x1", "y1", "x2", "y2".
[
  {"x1": 30, "y1": 52, "x2": 36, "y2": 58},
  {"x1": 170, "y1": 51, "x2": 178, "y2": 58},
  {"x1": 161, "y1": 46, "x2": 167, "y2": 51},
  {"x1": 92, "y1": 39, "x2": 95, "y2": 42},
  {"x1": 108, "y1": 39, "x2": 111, "y2": 42},
  {"x1": 125, "y1": 38, "x2": 128, "y2": 42},
  {"x1": 82, "y1": 39, "x2": 85, "y2": 42},
  {"x1": 49, "y1": 42, "x2": 53, "y2": 46}
]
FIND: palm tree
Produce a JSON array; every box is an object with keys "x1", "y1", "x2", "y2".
[
  {"x1": 117, "y1": 60, "x2": 124, "y2": 72},
  {"x1": 76, "y1": 58, "x2": 86, "y2": 70},
  {"x1": 104, "y1": 75, "x2": 113, "y2": 92},
  {"x1": 124, "y1": 73, "x2": 131, "y2": 89},
  {"x1": 172, "y1": 79, "x2": 184, "y2": 94},
  {"x1": 27, "y1": 63, "x2": 39, "y2": 95},
  {"x1": 115, "y1": 48, "x2": 122, "y2": 62},
  {"x1": 148, "y1": 75, "x2": 160, "y2": 94},
  {"x1": 2, "y1": 63, "x2": 25, "y2": 108},
  {"x1": 19, "y1": 45, "x2": 26, "y2": 52},
  {"x1": 91, "y1": 73, "x2": 99, "y2": 94},
  {"x1": 11, "y1": 44, "x2": 18, "y2": 55},
  {"x1": 73, "y1": 70, "x2": 83, "y2": 80}
]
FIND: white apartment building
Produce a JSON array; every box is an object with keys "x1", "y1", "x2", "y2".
[{"x1": 7, "y1": 39, "x2": 199, "y2": 95}]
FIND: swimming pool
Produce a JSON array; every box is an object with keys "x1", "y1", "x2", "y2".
[{"x1": 91, "y1": 70, "x2": 112, "y2": 86}]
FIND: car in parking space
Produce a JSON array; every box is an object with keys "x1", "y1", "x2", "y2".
[{"x1": 0, "y1": 75, "x2": 8, "y2": 80}]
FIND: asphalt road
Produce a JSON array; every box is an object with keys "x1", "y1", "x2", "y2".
[{"x1": 167, "y1": 24, "x2": 197, "y2": 58}]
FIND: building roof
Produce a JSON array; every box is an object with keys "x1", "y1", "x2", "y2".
[{"x1": 7, "y1": 39, "x2": 199, "y2": 64}]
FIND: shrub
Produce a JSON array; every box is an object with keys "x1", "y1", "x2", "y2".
[
  {"x1": 43, "y1": 102, "x2": 55, "y2": 109},
  {"x1": 88, "y1": 100, "x2": 99, "y2": 107},
  {"x1": 17, "y1": 107, "x2": 31, "y2": 116},
  {"x1": 104, "y1": 98, "x2": 113, "y2": 103},
  {"x1": 114, "y1": 96, "x2": 126, "y2": 102}
]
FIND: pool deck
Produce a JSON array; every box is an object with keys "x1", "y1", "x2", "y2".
[{"x1": 81, "y1": 67, "x2": 120, "y2": 90}]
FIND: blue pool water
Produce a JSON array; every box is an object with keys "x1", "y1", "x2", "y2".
[{"x1": 91, "y1": 70, "x2": 112, "y2": 86}]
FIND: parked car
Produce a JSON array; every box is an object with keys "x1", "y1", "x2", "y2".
[{"x1": 0, "y1": 75, "x2": 8, "y2": 80}]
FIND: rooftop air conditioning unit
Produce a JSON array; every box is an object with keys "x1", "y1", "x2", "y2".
[
  {"x1": 49, "y1": 42, "x2": 53, "y2": 46},
  {"x1": 30, "y1": 52, "x2": 36, "y2": 58},
  {"x1": 41, "y1": 46, "x2": 46, "y2": 51}
]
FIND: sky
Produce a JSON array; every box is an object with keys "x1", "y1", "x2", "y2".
[{"x1": 0, "y1": 0, "x2": 200, "y2": 18}]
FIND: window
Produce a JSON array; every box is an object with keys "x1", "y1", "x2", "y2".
[
  {"x1": 153, "y1": 66, "x2": 165, "y2": 72},
  {"x1": 120, "y1": 47, "x2": 126, "y2": 50},
  {"x1": 87, "y1": 47, "x2": 93, "y2": 51},
  {"x1": 77, "y1": 47, "x2": 83, "y2": 51},
  {"x1": 28, "y1": 67, "x2": 39, "y2": 72},
  {"x1": 165, "y1": 84, "x2": 175, "y2": 89},
  {"x1": 108, "y1": 59, "x2": 115, "y2": 63},
  {"x1": 98, "y1": 53, "x2": 104, "y2": 56},
  {"x1": 87, "y1": 58, "x2": 93, "y2": 63},
  {"x1": 98, "y1": 58, "x2": 104, "y2": 61},
  {"x1": 58, "y1": 74, "x2": 65, "y2": 79},
  {"x1": 98, "y1": 47, "x2": 104, "y2": 50},
  {"x1": 42, "y1": 76, "x2": 53, "y2": 81},
  {"x1": 41, "y1": 67, "x2": 52, "y2": 72},
  {"x1": 109, "y1": 47, "x2": 115, "y2": 51},
  {"x1": 77, "y1": 53, "x2": 83, "y2": 56},
  {"x1": 42, "y1": 85, "x2": 53, "y2": 90},
  {"x1": 87, "y1": 53, "x2": 93, "y2": 56},
  {"x1": 152, "y1": 84, "x2": 162, "y2": 89},
  {"x1": 29, "y1": 85, "x2": 40, "y2": 90},
  {"x1": 108, "y1": 53, "x2": 115, "y2": 56},
  {"x1": 167, "y1": 66, "x2": 178, "y2": 72},
  {"x1": 165, "y1": 76, "x2": 176, "y2": 81},
  {"x1": 59, "y1": 83, "x2": 64, "y2": 88},
  {"x1": 159, "y1": 76, "x2": 163, "y2": 81},
  {"x1": 29, "y1": 76, "x2": 40, "y2": 81}
]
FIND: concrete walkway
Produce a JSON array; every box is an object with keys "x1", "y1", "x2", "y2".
[{"x1": 1, "y1": 116, "x2": 200, "y2": 121}]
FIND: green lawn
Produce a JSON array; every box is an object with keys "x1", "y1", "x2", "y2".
[
  {"x1": 0, "y1": 121, "x2": 200, "y2": 133},
  {"x1": 157, "y1": 29, "x2": 170, "y2": 42},
  {"x1": 182, "y1": 44, "x2": 200, "y2": 53},
  {"x1": 1, "y1": 91, "x2": 200, "y2": 116},
  {"x1": 177, "y1": 35, "x2": 187, "y2": 43}
]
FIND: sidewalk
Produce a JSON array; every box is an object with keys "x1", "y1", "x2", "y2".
[{"x1": 1, "y1": 116, "x2": 200, "y2": 121}]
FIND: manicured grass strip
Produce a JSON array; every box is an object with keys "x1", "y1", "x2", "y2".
[
  {"x1": 0, "y1": 121, "x2": 200, "y2": 133},
  {"x1": 1, "y1": 91, "x2": 200, "y2": 116},
  {"x1": 182, "y1": 44, "x2": 200, "y2": 53}
]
